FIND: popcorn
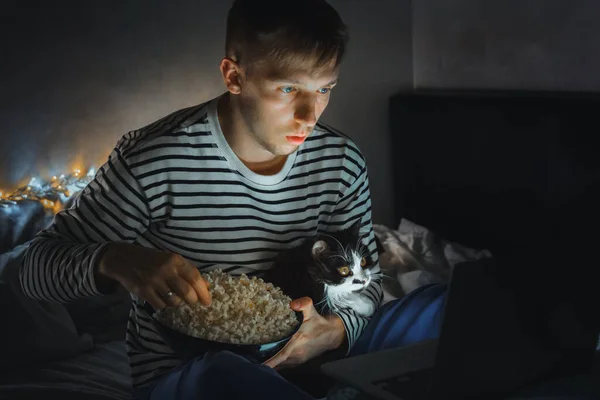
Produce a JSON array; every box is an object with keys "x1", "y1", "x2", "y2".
[{"x1": 156, "y1": 269, "x2": 298, "y2": 345}]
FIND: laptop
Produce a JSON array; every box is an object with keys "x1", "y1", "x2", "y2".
[{"x1": 321, "y1": 257, "x2": 600, "y2": 400}]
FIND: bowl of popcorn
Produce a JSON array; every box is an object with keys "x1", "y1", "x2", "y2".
[{"x1": 145, "y1": 269, "x2": 302, "y2": 363}]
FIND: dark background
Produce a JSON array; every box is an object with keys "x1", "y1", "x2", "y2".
[{"x1": 2, "y1": 0, "x2": 600, "y2": 226}]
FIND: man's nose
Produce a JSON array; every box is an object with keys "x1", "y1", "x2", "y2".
[{"x1": 294, "y1": 99, "x2": 317, "y2": 127}]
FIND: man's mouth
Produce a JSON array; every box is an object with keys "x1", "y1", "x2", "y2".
[{"x1": 285, "y1": 135, "x2": 307, "y2": 145}]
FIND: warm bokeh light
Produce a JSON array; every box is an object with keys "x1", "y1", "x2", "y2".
[{"x1": 0, "y1": 164, "x2": 96, "y2": 214}]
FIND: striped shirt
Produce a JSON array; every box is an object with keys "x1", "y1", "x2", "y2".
[{"x1": 20, "y1": 94, "x2": 383, "y2": 388}]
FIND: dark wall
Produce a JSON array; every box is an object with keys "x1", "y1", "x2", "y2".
[{"x1": 413, "y1": 0, "x2": 600, "y2": 90}]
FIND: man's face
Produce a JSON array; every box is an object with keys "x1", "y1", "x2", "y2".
[{"x1": 236, "y1": 61, "x2": 339, "y2": 156}]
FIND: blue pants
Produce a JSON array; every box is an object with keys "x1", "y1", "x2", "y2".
[
  {"x1": 134, "y1": 284, "x2": 599, "y2": 399},
  {"x1": 134, "y1": 283, "x2": 447, "y2": 400}
]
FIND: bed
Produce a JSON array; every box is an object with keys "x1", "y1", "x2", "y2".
[
  {"x1": 0, "y1": 201, "x2": 133, "y2": 400},
  {"x1": 1, "y1": 89, "x2": 598, "y2": 399}
]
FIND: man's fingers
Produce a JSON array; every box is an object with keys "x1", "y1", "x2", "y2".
[
  {"x1": 263, "y1": 351, "x2": 286, "y2": 369},
  {"x1": 166, "y1": 276, "x2": 199, "y2": 304},
  {"x1": 291, "y1": 297, "x2": 316, "y2": 320},
  {"x1": 179, "y1": 266, "x2": 212, "y2": 306},
  {"x1": 143, "y1": 289, "x2": 167, "y2": 310},
  {"x1": 263, "y1": 344, "x2": 293, "y2": 369},
  {"x1": 154, "y1": 281, "x2": 183, "y2": 307}
]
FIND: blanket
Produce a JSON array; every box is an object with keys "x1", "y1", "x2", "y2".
[{"x1": 374, "y1": 218, "x2": 492, "y2": 304}]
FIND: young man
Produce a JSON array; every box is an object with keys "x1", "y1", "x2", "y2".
[{"x1": 20, "y1": 0, "x2": 387, "y2": 397}]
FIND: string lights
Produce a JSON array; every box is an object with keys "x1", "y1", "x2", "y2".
[{"x1": 0, "y1": 167, "x2": 96, "y2": 214}]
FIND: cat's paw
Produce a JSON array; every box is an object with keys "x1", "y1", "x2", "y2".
[
  {"x1": 329, "y1": 293, "x2": 377, "y2": 318},
  {"x1": 353, "y1": 299, "x2": 376, "y2": 318}
]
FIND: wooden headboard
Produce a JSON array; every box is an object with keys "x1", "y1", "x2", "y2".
[{"x1": 388, "y1": 90, "x2": 599, "y2": 257}]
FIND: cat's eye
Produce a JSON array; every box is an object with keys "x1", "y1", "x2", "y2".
[
  {"x1": 337, "y1": 266, "x2": 350, "y2": 276},
  {"x1": 360, "y1": 257, "x2": 367, "y2": 267}
]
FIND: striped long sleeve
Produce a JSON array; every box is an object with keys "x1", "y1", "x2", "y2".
[
  {"x1": 18, "y1": 95, "x2": 382, "y2": 387},
  {"x1": 20, "y1": 146, "x2": 151, "y2": 302},
  {"x1": 326, "y1": 165, "x2": 384, "y2": 350}
]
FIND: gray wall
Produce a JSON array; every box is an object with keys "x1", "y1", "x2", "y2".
[
  {"x1": 326, "y1": 0, "x2": 413, "y2": 225},
  {"x1": 0, "y1": 0, "x2": 412, "y2": 226},
  {"x1": 413, "y1": 0, "x2": 600, "y2": 90}
]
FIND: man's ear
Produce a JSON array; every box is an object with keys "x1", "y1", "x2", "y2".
[
  {"x1": 219, "y1": 57, "x2": 243, "y2": 94},
  {"x1": 312, "y1": 240, "x2": 329, "y2": 258}
]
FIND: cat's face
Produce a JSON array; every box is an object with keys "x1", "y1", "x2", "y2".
[{"x1": 309, "y1": 220, "x2": 374, "y2": 293}]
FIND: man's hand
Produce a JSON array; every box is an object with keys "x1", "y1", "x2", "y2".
[
  {"x1": 96, "y1": 242, "x2": 211, "y2": 310},
  {"x1": 263, "y1": 296, "x2": 346, "y2": 369}
]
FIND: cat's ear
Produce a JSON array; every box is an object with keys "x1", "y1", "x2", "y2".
[
  {"x1": 348, "y1": 218, "x2": 362, "y2": 238},
  {"x1": 312, "y1": 240, "x2": 329, "y2": 257}
]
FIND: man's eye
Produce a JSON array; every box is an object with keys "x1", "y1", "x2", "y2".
[
  {"x1": 280, "y1": 87, "x2": 295, "y2": 93},
  {"x1": 318, "y1": 88, "x2": 330, "y2": 94}
]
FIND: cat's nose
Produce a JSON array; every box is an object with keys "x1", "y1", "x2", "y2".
[{"x1": 352, "y1": 279, "x2": 366, "y2": 285}]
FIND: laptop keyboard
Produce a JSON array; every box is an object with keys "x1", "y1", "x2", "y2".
[{"x1": 376, "y1": 368, "x2": 433, "y2": 400}]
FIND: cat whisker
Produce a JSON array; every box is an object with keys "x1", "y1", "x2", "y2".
[
  {"x1": 356, "y1": 230, "x2": 370, "y2": 248},
  {"x1": 359, "y1": 245, "x2": 370, "y2": 258},
  {"x1": 359, "y1": 231, "x2": 369, "y2": 243},
  {"x1": 355, "y1": 234, "x2": 366, "y2": 255},
  {"x1": 371, "y1": 272, "x2": 396, "y2": 281},
  {"x1": 313, "y1": 297, "x2": 328, "y2": 308},
  {"x1": 323, "y1": 233, "x2": 345, "y2": 253}
]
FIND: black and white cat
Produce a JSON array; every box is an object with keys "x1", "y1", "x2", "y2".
[{"x1": 264, "y1": 219, "x2": 378, "y2": 318}]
